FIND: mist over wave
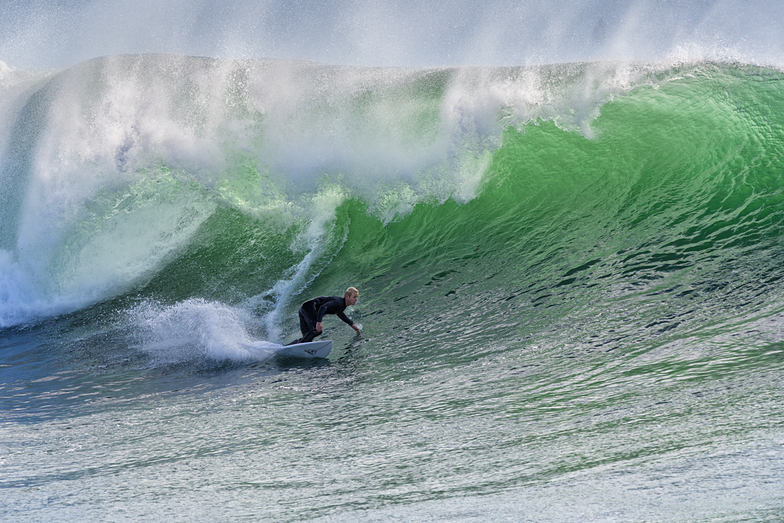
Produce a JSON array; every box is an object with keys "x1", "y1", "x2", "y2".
[{"x1": 1, "y1": 0, "x2": 783, "y2": 69}]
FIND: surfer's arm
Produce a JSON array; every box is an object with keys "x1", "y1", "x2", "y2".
[
  {"x1": 315, "y1": 320, "x2": 358, "y2": 333},
  {"x1": 316, "y1": 298, "x2": 341, "y2": 323},
  {"x1": 314, "y1": 300, "x2": 339, "y2": 332},
  {"x1": 337, "y1": 312, "x2": 361, "y2": 334}
]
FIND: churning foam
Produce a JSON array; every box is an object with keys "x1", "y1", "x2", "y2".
[{"x1": 130, "y1": 298, "x2": 281, "y2": 366}]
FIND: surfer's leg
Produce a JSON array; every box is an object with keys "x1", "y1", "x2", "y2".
[
  {"x1": 285, "y1": 308, "x2": 310, "y2": 345},
  {"x1": 299, "y1": 308, "x2": 312, "y2": 337},
  {"x1": 291, "y1": 306, "x2": 320, "y2": 344},
  {"x1": 301, "y1": 324, "x2": 323, "y2": 343}
]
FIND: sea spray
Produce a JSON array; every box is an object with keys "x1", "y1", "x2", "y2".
[{"x1": 130, "y1": 298, "x2": 280, "y2": 366}]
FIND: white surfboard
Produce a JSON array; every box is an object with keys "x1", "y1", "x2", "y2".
[{"x1": 276, "y1": 340, "x2": 333, "y2": 359}]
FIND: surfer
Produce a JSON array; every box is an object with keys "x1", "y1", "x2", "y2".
[{"x1": 288, "y1": 287, "x2": 362, "y2": 345}]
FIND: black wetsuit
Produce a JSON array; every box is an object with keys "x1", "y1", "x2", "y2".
[{"x1": 291, "y1": 296, "x2": 353, "y2": 344}]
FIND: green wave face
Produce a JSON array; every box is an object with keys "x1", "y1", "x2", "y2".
[
  {"x1": 1, "y1": 57, "x2": 783, "y2": 362},
  {"x1": 309, "y1": 64, "x2": 784, "y2": 362}
]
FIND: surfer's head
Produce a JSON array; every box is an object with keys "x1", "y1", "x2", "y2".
[{"x1": 345, "y1": 287, "x2": 359, "y2": 306}]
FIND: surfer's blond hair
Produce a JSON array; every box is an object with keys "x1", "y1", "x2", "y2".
[{"x1": 345, "y1": 287, "x2": 359, "y2": 298}]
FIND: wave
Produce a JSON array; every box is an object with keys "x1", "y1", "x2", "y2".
[{"x1": 1, "y1": 56, "x2": 783, "y2": 366}]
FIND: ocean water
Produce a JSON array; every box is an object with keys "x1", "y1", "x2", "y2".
[{"x1": 1, "y1": 55, "x2": 783, "y2": 521}]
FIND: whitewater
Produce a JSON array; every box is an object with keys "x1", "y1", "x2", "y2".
[{"x1": 2, "y1": 2, "x2": 784, "y2": 521}]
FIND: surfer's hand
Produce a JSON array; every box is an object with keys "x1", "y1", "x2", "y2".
[
  {"x1": 316, "y1": 322, "x2": 323, "y2": 332},
  {"x1": 352, "y1": 324, "x2": 361, "y2": 334}
]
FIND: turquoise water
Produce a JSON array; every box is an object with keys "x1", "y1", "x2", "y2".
[{"x1": 1, "y1": 56, "x2": 783, "y2": 521}]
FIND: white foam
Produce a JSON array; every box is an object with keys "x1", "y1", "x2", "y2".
[
  {"x1": 130, "y1": 299, "x2": 281, "y2": 366},
  {"x1": 0, "y1": 249, "x2": 45, "y2": 328}
]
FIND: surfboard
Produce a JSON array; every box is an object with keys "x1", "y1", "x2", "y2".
[{"x1": 276, "y1": 340, "x2": 333, "y2": 359}]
